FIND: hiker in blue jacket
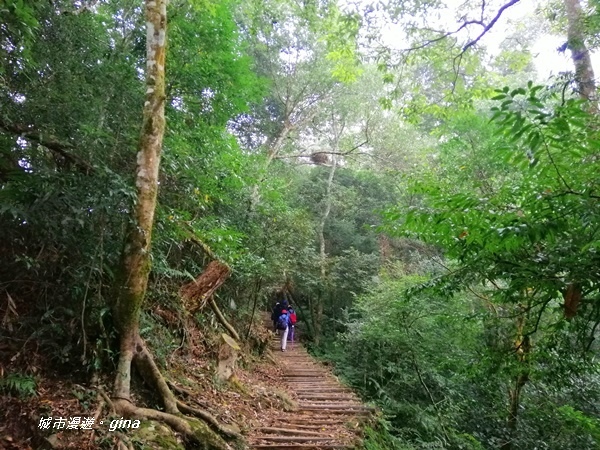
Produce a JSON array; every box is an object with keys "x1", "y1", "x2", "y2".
[
  {"x1": 271, "y1": 296, "x2": 288, "y2": 334},
  {"x1": 276, "y1": 309, "x2": 290, "y2": 352}
]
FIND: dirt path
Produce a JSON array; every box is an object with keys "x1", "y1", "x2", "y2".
[{"x1": 248, "y1": 332, "x2": 374, "y2": 449}]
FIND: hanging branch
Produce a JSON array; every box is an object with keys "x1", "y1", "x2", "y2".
[
  {"x1": 398, "y1": 0, "x2": 522, "y2": 92},
  {"x1": 402, "y1": 0, "x2": 521, "y2": 55}
]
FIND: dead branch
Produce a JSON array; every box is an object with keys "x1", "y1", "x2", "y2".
[
  {"x1": 177, "y1": 222, "x2": 226, "y2": 264},
  {"x1": 209, "y1": 297, "x2": 240, "y2": 341}
]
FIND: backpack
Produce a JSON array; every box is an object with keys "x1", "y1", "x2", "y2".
[
  {"x1": 289, "y1": 310, "x2": 297, "y2": 325},
  {"x1": 276, "y1": 313, "x2": 288, "y2": 330}
]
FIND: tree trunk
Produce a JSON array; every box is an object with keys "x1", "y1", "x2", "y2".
[
  {"x1": 564, "y1": 0, "x2": 597, "y2": 105},
  {"x1": 314, "y1": 154, "x2": 337, "y2": 346},
  {"x1": 563, "y1": 282, "x2": 582, "y2": 320},
  {"x1": 505, "y1": 372, "x2": 528, "y2": 442},
  {"x1": 378, "y1": 234, "x2": 391, "y2": 264},
  {"x1": 108, "y1": 3, "x2": 241, "y2": 447},
  {"x1": 501, "y1": 306, "x2": 530, "y2": 450},
  {"x1": 113, "y1": 0, "x2": 167, "y2": 402}
]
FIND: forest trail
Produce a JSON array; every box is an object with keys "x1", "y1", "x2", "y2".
[{"x1": 248, "y1": 319, "x2": 374, "y2": 449}]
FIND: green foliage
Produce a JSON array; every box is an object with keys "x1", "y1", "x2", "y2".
[
  {"x1": 558, "y1": 405, "x2": 600, "y2": 442},
  {"x1": 376, "y1": 81, "x2": 600, "y2": 449},
  {"x1": 2, "y1": 2, "x2": 599, "y2": 449},
  {"x1": 0, "y1": 0, "x2": 40, "y2": 68},
  {"x1": 0, "y1": 0, "x2": 266, "y2": 371},
  {"x1": 359, "y1": 420, "x2": 414, "y2": 450},
  {"x1": 324, "y1": 272, "x2": 488, "y2": 448},
  {"x1": 395, "y1": 83, "x2": 600, "y2": 325},
  {"x1": 0, "y1": 372, "x2": 37, "y2": 398}
]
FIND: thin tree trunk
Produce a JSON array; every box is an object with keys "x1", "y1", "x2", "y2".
[
  {"x1": 291, "y1": 293, "x2": 313, "y2": 336},
  {"x1": 113, "y1": 0, "x2": 167, "y2": 401},
  {"x1": 563, "y1": 282, "x2": 582, "y2": 320},
  {"x1": 245, "y1": 276, "x2": 263, "y2": 340},
  {"x1": 108, "y1": 4, "x2": 241, "y2": 446},
  {"x1": 501, "y1": 305, "x2": 530, "y2": 450},
  {"x1": 266, "y1": 120, "x2": 293, "y2": 165},
  {"x1": 250, "y1": 107, "x2": 321, "y2": 209},
  {"x1": 314, "y1": 154, "x2": 337, "y2": 346},
  {"x1": 564, "y1": 0, "x2": 597, "y2": 105}
]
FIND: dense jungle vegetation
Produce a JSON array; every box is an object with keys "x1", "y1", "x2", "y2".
[{"x1": 1, "y1": 0, "x2": 599, "y2": 448}]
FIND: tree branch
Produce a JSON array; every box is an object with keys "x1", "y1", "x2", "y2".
[
  {"x1": 0, "y1": 120, "x2": 94, "y2": 174},
  {"x1": 461, "y1": 0, "x2": 522, "y2": 52},
  {"x1": 403, "y1": 0, "x2": 522, "y2": 58}
]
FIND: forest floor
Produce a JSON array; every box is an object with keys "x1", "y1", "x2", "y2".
[{"x1": 0, "y1": 314, "x2": 374, "y2": 450}]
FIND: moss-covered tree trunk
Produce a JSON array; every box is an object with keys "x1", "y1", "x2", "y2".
[
  {"x1": 564, "y1": 0, "x2": 597, "y2": 105},
  {"x1": 113, "y1": 0, "x2": 167, "y2": 402},
  {"x1": 109, "y1": 5, "x2": 238, "y2": 447}
]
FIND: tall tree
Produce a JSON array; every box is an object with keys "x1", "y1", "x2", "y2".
[
  {"x1": 113, "y1": 0, "x2": 168, "y2": 405},
  {"x1": 110, "y1": 1, "x2": 239, "y2": 446}
]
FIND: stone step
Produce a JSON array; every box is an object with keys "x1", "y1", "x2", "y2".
[
  {"x1": 252, "y1": 444, "x2": 353, "y2": 450},
  {"x1": 257, "y1": 427, "x2": 329, "y2": 437},
  {"x1": 252, "y1": 436, "x2": 340, "y2": 443}
]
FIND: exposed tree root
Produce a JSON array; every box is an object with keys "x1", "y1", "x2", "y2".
[
  {"x1": 88, "y1": 393, "x2": 107, "y2": 445},
  {"x1": 165, "y1": 380, "x2": 241, "y2": 438},
  {"x1": 114, "y1": 399, "x2": 234, "y2": 450},
  {"x1": 114, "y1": 431, "x2": 135, "y2": 450},
  {"x1": 177, "y1": 400, "x2": 242, "y2": 440},
  {"x1": 112, "y1": 334, "x2": 243, "y2": 450},
  {"x1": 98, "y1": 387, "x2": 116, "y2": 415},
  {"x1": 134, "y1": 339, "x2": 179, "y2": 414},
  {"x1": 167, "y1": 380, "x2": 197, "y2": 398}
]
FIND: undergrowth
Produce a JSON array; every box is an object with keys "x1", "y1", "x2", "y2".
[{"x1": 0, "y1": 372, "x2": 38, "y2": 398}]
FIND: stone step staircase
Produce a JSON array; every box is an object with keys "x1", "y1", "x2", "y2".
[{"x1": 248, "y1": 328, "x2": 375, "y2": 449}]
